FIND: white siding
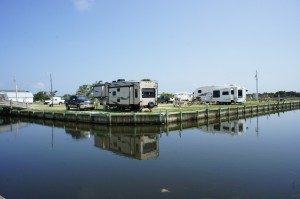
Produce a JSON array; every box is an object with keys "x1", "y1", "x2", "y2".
[{"x1": 3, "y1": 91, "x2": 34, "y2": 103}]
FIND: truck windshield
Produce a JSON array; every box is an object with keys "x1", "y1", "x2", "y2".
[
  {"x1": 142, "y1": 88, "x2": 155, "y2": 98},
  {"x1": 78, "y1": 96, "x2": 89, "y2": 101}
]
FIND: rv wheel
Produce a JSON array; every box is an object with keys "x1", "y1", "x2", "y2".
[{"x1": 147, "y1": 102, "x2": 155, "y2": 109}]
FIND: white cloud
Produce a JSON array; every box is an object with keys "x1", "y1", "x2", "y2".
[
  {"x1": 33, "y1": 82, "x2": 46, "y2": 89},
  {"x1": 74, "y1": 0, "x2": 95, "y2": 12}
]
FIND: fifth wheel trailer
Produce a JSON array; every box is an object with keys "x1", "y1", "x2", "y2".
[
  {"x1": 93, "y1": 79, "x2": 158, "y2": 111},
  {"x1": 193, "y1": 85, "x2": 247, "y2": 104}
]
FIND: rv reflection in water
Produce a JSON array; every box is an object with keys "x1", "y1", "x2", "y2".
[
  {"x1": 199, "y1": 119, "x2": 248, "y2": 136},
  {"x1": 94, "y1": 134, "x2": 159, "y2": 160}
]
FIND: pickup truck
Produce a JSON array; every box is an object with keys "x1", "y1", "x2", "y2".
[
  {"x1": 65, "y1": 95, "x2": 95, "y2": 111},
  {"x1": 44, "y1": 97, "x2": 65, "y2": 105}
]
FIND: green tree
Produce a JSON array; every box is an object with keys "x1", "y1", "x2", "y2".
[
  {"x1": 76, "y1": 84, "x2": 90, "y2": 96},
  {"x1": 34, "y1": 91, "x2": 50, "y2": 102},
  {"x1": 275, "y1": 91, "x2": 286, "y2": 98},
  {"x1": 160, "y1": 92, "x2": 174, "y2": 98},
  {"x1": 141, "y1": 78, "x2": 151, "y2": 81},
  {"x1": 63, "y1": 94, "x2": 71, "y2": 100},
  {"x1": 76, "y1": 81, "x2": 103, "y2": 98}
]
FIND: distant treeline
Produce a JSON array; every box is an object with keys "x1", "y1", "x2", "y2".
[{"x1": 249, "y1": 91, "x2": 300, "y2": 99}]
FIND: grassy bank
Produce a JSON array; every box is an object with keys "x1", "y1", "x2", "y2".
[{"x1": 27, "y1": 100, "x2": 296, "y2": 113}]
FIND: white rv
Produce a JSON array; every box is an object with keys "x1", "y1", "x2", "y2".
[
  {"x1": 193, "y1": 85, "x2": 247, "y2": 104},
  {"x1": 174, "y1": 92, "x2": 193, "y2": 101},
  {"x1": 93, "y1": 79, "x2": 158, "y2": 111}
]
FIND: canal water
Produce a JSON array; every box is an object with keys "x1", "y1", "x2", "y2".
[{"x1": 0, "y1": 110, "x2": 300, "y2": 199}]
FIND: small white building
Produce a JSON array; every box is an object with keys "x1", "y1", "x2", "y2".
[{"x1": 0, "y1": 90, "x2": 34, "y2": 103}]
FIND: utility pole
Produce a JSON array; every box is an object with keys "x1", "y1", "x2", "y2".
[
  {"x1": 13, "y1": 77, "x2": 18, "y2": 102},
  {"x1": 50, "y1": 73, "x2": 53, "y2": 107},
  {"x1": 255, "y1": 70, "x2": 258, "y2": 101}
]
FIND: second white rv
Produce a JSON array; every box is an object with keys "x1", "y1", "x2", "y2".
[
  {"x1": 93, "y1": 79, "x2": 158, "y2": 111},
  {"x1": 173, "y1": 92, "x2": 193, "y2": 101},
  {"x1": 193, "y1": 85, "x2": 247, "y2": 104}
]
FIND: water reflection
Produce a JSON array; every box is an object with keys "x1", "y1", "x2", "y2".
[
  {"x1": 1, "y1": 111, "x2": 300, "y2": 199},
  {"x1": 65, "y1": 127, "x2": 91, "y2": 139},
  {"x1": 0, "y1": 116, "x2": 30, "y2": 134},
  {"x1": 63, "y1": 124, "x2": 160, "y2": 160},
  {"x1": 95, "y1": 129, "x2": 159, "y2": 160},
  {"x1": 0, "y1": 115, "x2": 252, "y2": 160},
  {"x1": 199, "y1": 119, "x2": 248, "y2": 135}
]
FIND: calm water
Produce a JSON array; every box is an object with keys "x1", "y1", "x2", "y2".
[{"x1": 1, "y1": 110, "x2": 300, "y2": 199}]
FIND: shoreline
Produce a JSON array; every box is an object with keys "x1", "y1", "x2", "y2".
[{"x1": 1, "y1": 101, "x2": 299, "y2": 125}]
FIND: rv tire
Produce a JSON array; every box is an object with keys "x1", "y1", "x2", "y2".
[{"x1": 147, "y1": 102, "x2": 156, "y2": 109}]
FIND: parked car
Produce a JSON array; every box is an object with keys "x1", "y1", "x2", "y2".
[
  {"x1": 157, "y1": 96, "x2": 174, "y2": 103},
  {"x1": 65, "y1": 95, "x2": 95, "y2": 111}
]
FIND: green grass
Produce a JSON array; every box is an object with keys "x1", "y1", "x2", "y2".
[
  {"x1": 27, "y1": 100, "x2": 295, "y2": 114},
  {"x1": 154, "y1": 101, "x2": 275, "y2": 112}
]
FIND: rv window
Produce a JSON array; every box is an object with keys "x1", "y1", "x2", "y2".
[
  {"x1": 135, "y1": 89, "x2": 138, "y2": 98},
  {"x1": 112, "y1": 91, "x2": 116, "y2": 96},
  {"x1": 213, "y1": 90, "x2": 220, "y2": 98},
  {"x1": 223, "y1": 126, "x2": 230, "y2": 131},
  {"x1": 222, "y1": 91, "x2": 229, "y2": 95},
  {"x1": 231, "y1": 90, "x2": 234, "y2": 95},
  {"x1": 198, "y1": 90, "x2": 202, "y2": 93},
  {"x1": 143, "y1": 142, "x2": 157, "y2": 154},
  {"x1": 213, "y1": 124, "x2": 221, "y2": 131},
  {"x1": 238, "y1": 90, "x2": 243, "y2": 98},
  {"x1": 142, "y1": 88, "x2": 155, "y2": 98}
]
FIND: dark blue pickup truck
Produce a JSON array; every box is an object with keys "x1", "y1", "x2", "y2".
[{"x1": 65, "y1": 95, "x2": 95, "y2": 111}]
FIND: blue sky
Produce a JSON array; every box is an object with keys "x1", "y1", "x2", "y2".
[{"x1": 0, "y1": 0, "x2": 299, "y2": 96}]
